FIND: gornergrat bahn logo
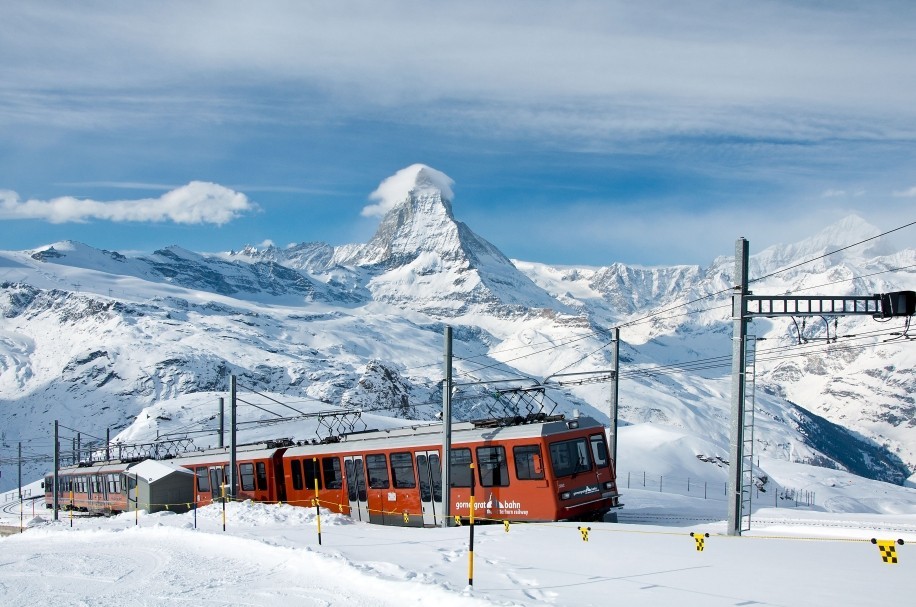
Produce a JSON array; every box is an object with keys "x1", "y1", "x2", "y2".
[{"x1": 570, "y1": 484, "x2": 600, "y2": 498}]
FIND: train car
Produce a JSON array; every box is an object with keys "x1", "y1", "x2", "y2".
[
  {"x1": 43, "y1": 415, "x2": 621, "y2": 527},
  {"x1": 175, "y1": 442, "x2": 289, "y2": 507},
  {"x1": 44, "y1": 461, "x2": 132, "y2": 514},
  {"x1": 281, "y1": 415, "x2": 620, "y2": 527}
]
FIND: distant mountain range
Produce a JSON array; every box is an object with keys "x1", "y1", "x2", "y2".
[{"x1": 1, "y1": 165, "x2": 914, "y2": 491}]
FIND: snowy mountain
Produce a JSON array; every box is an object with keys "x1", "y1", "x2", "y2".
[{"x1": 1, "y1": 166, "x2": 914, "y2": 494}]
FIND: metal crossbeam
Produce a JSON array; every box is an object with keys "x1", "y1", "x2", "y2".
[{"x1": 746, "y1": 295, "x2": 881, "y2": 317}]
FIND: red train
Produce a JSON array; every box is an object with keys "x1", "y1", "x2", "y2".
[{"x1": 46, "y1": 415, "x2": 621, "y2": 525}]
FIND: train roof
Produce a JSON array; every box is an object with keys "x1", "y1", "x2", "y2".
[
  {"x1": 49, "y1": 460, "x2": 137, "y2": 475},
  {"x1": 283, "y1": 415, "x2": 605, "y2": 458}
]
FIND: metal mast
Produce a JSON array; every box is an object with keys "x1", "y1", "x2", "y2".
[
  {"x1": 441, "y1": 326, "x2": 453, "y2": 527},
  {"x1": 727, "y1": 238, "x2": 750, "y2": 536}
]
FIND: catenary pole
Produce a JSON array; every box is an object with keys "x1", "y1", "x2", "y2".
[
  {"x1": 218, "y1": 397, "x2": 225, "y2": 448},
  {"x1": 230, "y1": 375, "x2": 237, "y2": 499},
  {"x1": 727, "y1": 238, "x2": 750, "y2": 536},
  {"x1": 53, "y1": 420, "x2": 59, "y2": 521},
  {"x1": 441, "y1": 326, "x2": 453, "y2": 528},
  {"x1": 608, "y1": 327, "x2": 620, "y2": 466}
]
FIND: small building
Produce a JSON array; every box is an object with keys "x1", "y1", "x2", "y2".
[{"x1": 124, "y1": 459, "x2": 195, "y2": 514}]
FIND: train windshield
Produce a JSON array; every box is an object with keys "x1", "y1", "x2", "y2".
[{"x1": 548, "y1": 437, "x2": 592, "y2": 478}]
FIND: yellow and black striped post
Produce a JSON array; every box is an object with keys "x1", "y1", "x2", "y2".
[
  {"x1": 468, "y1": 463, "x2": 476, "y2": 587},
  {"x1": 314, "y1": 458, "x2": 322, "y2": 546}
]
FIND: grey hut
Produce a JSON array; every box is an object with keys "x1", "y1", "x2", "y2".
[{"x1": 124, "y1": 459, "x2": 195, "y2": 513}]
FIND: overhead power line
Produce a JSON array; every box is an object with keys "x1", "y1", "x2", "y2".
[{"x1": 750, "y1": 219, "x2": 916, "y2": 284}]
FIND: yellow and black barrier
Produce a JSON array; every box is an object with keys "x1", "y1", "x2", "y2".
[
  {"x1": 872, "y1": 538, "x2": 905, "y2": 564},
  {"x1": 690, "y1": 531, "x2": 710, "y2": 552}
]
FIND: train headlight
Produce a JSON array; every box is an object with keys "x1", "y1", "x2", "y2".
[
  {"x1": 566, "y1": 420, "x2": 579, "y2": 429},
  {"x1": 560, "y1": 491, "x2": 571, "y2": 500},
  {"x1": 603, "y1": 482, "x2": 614, "y2": 490}
]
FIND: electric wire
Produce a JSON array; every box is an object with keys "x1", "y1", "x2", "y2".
[{"x1": 749, "y1": 220, "x2": 916, "y2": 284}]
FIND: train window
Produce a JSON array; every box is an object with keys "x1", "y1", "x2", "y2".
[
  {"x1": 196, "y1": 467, "x2": 211, "y2": 492},
  {"x1": 450, "y1": 448, "x2": 472, "y2": 487},
  {"x1": 513, "y1": 445, "x2": 545, "y2": 480},
  {"x1": 390, "y1": 452, "x2": 416, "y2": 488},
  {"x1": 239, "y1": 463, "x2": 256, "y2": 491},
  {"x1": 290, "y1": 459, "x2": 303, "y2": 491},
  {"x1": 476, "y1": 446, "x2": 510, "y2": 487},
  {"x1": 303, "y1": 458, "x2": 322, "y2": 491},
  {"x1": 345, "y1": 460, "x2": 358, "y2": 501},
  {"x1": 256, "y1": 462, "x2": 268, "y2": 491},
  {"x1": 366, "y1": 454, "x2": 390, "y2": 489},
  {"x1": 549, "y1": 438, "x2": 592, "y2": 478},
  {"x1": 323, "y1": 457, "x2": 343, "y2": 489},
  {"x1": 589, "y1": 435, "x2": 609, "y2": 467}
]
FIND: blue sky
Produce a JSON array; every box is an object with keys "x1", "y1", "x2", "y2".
[{"x1": 1, "y1": 1, "x2": 915, "y2": 266}]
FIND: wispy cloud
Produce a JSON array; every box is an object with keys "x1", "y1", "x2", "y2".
[
  {"x1": 0, "y1": 182, "x2": 256, "y2": 225},
  {"x1": 892, "y1": 186, "x2": 916, "y2": 198},
  {"x1": 2, "y1": 2, "x2": 915, "y2": 143}
]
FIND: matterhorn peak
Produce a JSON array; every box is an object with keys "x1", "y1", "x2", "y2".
[{"x1": 361, "y1": 164, "x2": 454, "y2": 218}]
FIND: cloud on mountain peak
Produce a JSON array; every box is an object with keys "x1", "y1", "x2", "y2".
[{"x1": 362, "y1": 164, "x2": 454, "y2": 218}]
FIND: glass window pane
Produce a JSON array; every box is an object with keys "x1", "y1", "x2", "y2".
[
  {"x1": 240, "y1": 463, "x2": 255, "y2": 491},
  {"x1": 196, "y1": 467, "x2": 211, "y2": 492},
  {"x1": 549, "y1": 438, "x2": 592, "y2": 477},
  {"x1": 291, "y1": 459, "x2": 303, "y2": 491},
  {"x1": 323, "y1": 457, "x2": 343, "y2": 489},
  {"x1": 476, "y1": 446, "x2": 509, "y2": 487},
  {"x1": 390, "y1": 452, "x2": 416, "y2": 488},
  {"x1": 416, "y1": 455, "x2": 430, "y2": 501},
  {"x1": 590, "y1": 435, "x2": 609, "y2": 467},
  {"x1": 256, "y1": 462, "x2": 268, "y2": 491},
  {"x1": 450, "y1": 448, "x2": 472, "y2": 488},
  {"x1": 303, "y1": 458, "x2": 322, "y2": 491},
  {"x1": 429, "y1": 454, "x2": 442, "y2": 501},
  {"x1": 345, "y1": 460, "x2": 358, "y2": 501},
  {"x1": 513, "y1": 444, "x2": 545, "y2": 480},
  {"x1": 366, "y1": 454, "x2": 390, "y2": 489}
]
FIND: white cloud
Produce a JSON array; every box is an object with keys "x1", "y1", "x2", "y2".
[
  {"x1": 0, "y1": 182, "x2": 256, "y2": 225},
  {"x1": 362, "y1": 164, "x2": 454, "y2": 218},
  {"x1": 892, "y1": 186, "x2": 916, "y2": 198}
]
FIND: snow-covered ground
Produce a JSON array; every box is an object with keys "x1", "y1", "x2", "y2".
[{"x1": 4, "y1": 458, "x2": 916, "y2": 607}]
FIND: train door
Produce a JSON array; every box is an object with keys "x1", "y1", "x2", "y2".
[
  {"x1": 209, "y1": 466, "x2": 225, "y2": 501},
  {"x1": 271, "y1": 451, "x2": 287, "y2": 503},
  {"x1": 415, "y1": 451, "x2": 442, "y2": 527},
  {"x1": 343, "y1": 456, "x2": 369, "y2": 522},
  {"x1": 125, "y1": 473, "x2": 138, "y2": 511}
]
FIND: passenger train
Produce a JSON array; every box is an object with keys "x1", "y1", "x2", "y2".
[{"x1": 45, "y1": 415, "x2": 621, "y2": 525}]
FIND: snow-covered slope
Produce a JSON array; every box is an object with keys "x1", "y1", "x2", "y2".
[{"x1": 1, "y1": 166, "x2": 914, "y2": 495}]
